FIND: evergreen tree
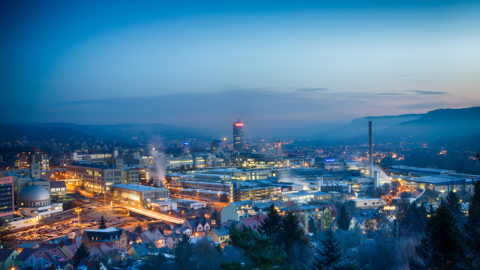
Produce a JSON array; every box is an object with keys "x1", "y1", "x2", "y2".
[
  {"x1": 445, "y1": 190, "x2": 462, "y2": 216},
  {"x1": 279, "y1": 211, "x2": 306, "y2": 253},
  {"x1": 148, "y1": 223, "x2": 156, "y2": 231},
  {"x1": 149, "y1": 252, "x2": 168, "y2": 269},
  {"x1": 74, "y1": 243, "x2": 90, "y2": 266},
  {"x1": 400, "y1": 203, "x2": 426, "y2": 235},
  {"x1": 228, "y1": 224, "x2": 286, "y2": 269},
  {"x1": 135, "y1": 223, "x2": 143, "y2": 234},
  {"x1": 328, "y1": 260, "x2": 361, "y2": 270},
  {"x1": 465, "y1": 179, "x2": 480, "y2": 266},
  {"x1": 211, "y1": 209, "x2": 222, "y2": 226},
  {"x1": 99, "y1": 215, "x2": 107, "y2": 229},
  {"x1": 410, "y1": 202, "x2": 467, "y2": 269},
  {"x1": 175, "y1": 233, "x2": 194, "y2": 270},
  {"x1": 258, "y1": 204, "x2": 282, "y2": 238},
  {"x1": 308, "y1": 217, "x2": 317, "y2": 233},
  {"x1": 314, "y1": 229, "x2": 342, "y2": 270},
  {"x1": 337, "y1": 205, "x2": 350, "y2": 231}
]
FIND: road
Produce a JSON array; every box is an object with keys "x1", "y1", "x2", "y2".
[{"x1": 119, "y1": 204, "x2": 185, "y2": 224}]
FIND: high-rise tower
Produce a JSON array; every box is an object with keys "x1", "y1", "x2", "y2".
[{"x1": 233, "y1": 118, "x2": 244, "y2": 152}]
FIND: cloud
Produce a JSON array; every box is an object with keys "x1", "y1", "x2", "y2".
[
  {"x1": 407, "y1": 90, "x2": 447, "y2": 95},
  {"x1": 296, "y1": 87, "x2": 328, "y2": 92},
  {"x1": 376, "y1": 93, "x2": 405, "y2": 96}
]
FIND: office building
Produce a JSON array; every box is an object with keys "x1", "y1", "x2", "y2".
[
  {"x1": 233, "y1": 118, "x2": 244, "y2": 152},
  {"x1": 211, "y1": 140, "x2": 223, "y2": 155},
  {"x1": 122, "y1": 168, "x2": 139, "y2": 184},
  {"x1": 0, "y1": 176, "x2": 14, "y2": 220},
  {"x1": 66, "y1": 162, "x2": 123, "y2": 194},
  {"x1": 183, "y1": 142, "x2": 191, "y2": 155}
]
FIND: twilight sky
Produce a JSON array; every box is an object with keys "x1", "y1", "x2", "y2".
[{"x1": 1, "y1": 0, "x2": 480, "y2": 133}]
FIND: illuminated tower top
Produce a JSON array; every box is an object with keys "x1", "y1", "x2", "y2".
[{"x1": 233, "y1": 118, "x2": 244, "y2": 152}]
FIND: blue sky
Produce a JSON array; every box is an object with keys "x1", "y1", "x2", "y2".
[{"x1": 1, "y1": 0, "x2": 480, "y2": 133}]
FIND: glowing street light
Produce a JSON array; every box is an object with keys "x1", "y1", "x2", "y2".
[{"x1": 75, "y1": 209, "x2": 82, "y2": 224}]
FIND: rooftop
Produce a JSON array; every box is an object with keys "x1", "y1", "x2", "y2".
[
  {"x1": 68, "y1": 162, "x2": 119, "y2": 170},
  {"x1": 388, "y1": 165, "x2": 455, "y2": 174},
  {"x1": 111, "y1": 184, "x2": 168, "y2": 192},
  {"x1": 406, "y1": 176, "x2": 473, "y2": 185}
]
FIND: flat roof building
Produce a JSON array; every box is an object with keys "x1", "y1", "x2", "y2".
[
  {"x1": 110, "y1": 184, "x2": 169, "y2": 208},
  {"x1": 66, "y1": 162, "x2": 123, "y2": 194}
]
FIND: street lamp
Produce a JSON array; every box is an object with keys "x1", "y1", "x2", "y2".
[
  {"x1": 75, "y1": 209, "x2": 82, "y2": 224},
  {"x1": 33, "y1": 218, "x2": 38, "y2": 239}
]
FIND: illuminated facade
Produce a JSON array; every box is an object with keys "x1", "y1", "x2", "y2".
[
  {"x1": 66, "y1": 162, "x2": 123, "y2": 194},
  {"x1": 111, "y1": 184, "x2": 169, "y2": 208},
  {"x1": 18, "y1": 185, "x2": 63, "y2": 218},
  {"x1": 0, "y1": 176, "x2": 14, "y2": 219},
  {"x1": 233, "y1": 118, "x2": 244, "y2": 152}
]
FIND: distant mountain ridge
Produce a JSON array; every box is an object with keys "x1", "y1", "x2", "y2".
[
  {"x1": 365, "y1": 107, "x2": 480, "y2": 143},
  {"x1": 313, "y1": 114, "x2": 424, "y2": 140},
  {"x1": 2, "y1": 106, "x2": 479, "y2": 144}
]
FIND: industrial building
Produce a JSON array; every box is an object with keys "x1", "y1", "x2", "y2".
[
  {"x1": 402, "y1": 175, "x2": 476, "y2": 194},
  {"x1": 171, "y1": 199, "x2": 206, "y2": 210},
  {"x1": 110, "y1": 184, "x2": 169, "y2": 208},
  {"x1": 353, "y1": 198, "x2": 386, "y2": 209},
  {"x1": 387, "y1": 165, "x2": 456, "y2": 177},
  {"x1": 151, "y1": 200, "x2": 177, "y2": 212},
  {"x1": 177, "y1": 188, "x2": 229, "y2": 202}
]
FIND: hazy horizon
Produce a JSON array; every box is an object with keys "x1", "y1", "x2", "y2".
[{"x1": 2, "y1": 1, "x2": 480, "y2": 133}]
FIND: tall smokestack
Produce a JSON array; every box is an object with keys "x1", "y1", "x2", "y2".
[
  {"x1": 369, "y1": 121, "x2": 373, "y2": 177},
  {"x1": 317, "y1": 177, "x2": 323, "y2": 192}
]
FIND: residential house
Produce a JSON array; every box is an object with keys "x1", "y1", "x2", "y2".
[
  {"x1": 27, "y1": 249, "x2": 53, "y2": 269},
  {"x1": 352, "y1": 211, "x2": 389, "y2": 232},
  {"x1": 14, "y1": 248, "x2": 35, "y2": 269},
  {"x1": 128, "y1": 243, "x2": 158, "y2": 260},
  {"x1": 0, "y1": 249, "x2": 19, "y2": 270},
  {"x1": 321, "y1": 204, "x2": 338, "y2": 217},
  {"x1": 165, "y1": 227, "x2": 192, "y2": 249},
  {"x1": 16, "y1": 243, "x2": 38, "y2": 253},
  {"x1": 59, "y1": 242, "x2": 78, "y2": 259},
  {"x1": 82, "y1": 228, "x2": 127, "y2": 250},
  {"x1": 221, "y1": 201, "x2": 253, "y2": 223},
  {"x1": 46, "y1": 247, "x2": 68, "y2": 262},
  {"x1": 207, "y1": 227, "x2": 230, "y2": 246},
  {"x1": 140, "y1": 229, "x2": 165, "y2": 248},
  {"x1": 237, "y1": 214, "x2": 266, "y2": 231},
  {"x1": 128, "y1": 233, "x2": 143, "y2": 245},
  {"x1": 182, "y1": 218, "x2": 211, "y2": 237},
  {"x1": 89, "y1": 242, "x2": 122, "y2": 261}
]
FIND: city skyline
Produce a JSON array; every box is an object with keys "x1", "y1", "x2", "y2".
[{"x1": 2, "y1": 1, "x2": 480, "y2": 133}]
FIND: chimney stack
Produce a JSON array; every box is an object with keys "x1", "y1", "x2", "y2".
[
  {"x1": 374, "y1": 171, "x2": 379, "y2": 189},
  {"x1": 317, "y1": 177, "x2": 323, "y2": 192},
  {"x1": 369, "y1": 121, "x2": 373, "y2": 177}
]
